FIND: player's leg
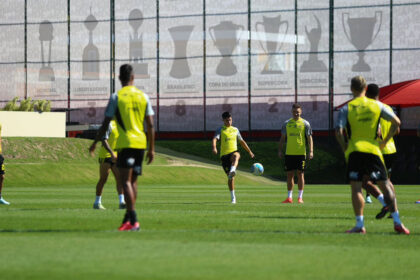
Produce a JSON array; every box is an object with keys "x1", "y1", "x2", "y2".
[
  {"x1": 296, "y1": 170, "x2": 304, "y2": 203},
  {"x1": 377, "y1": 179, "x2": 409, "y2": 234},
  {"x1": 346, "y1": 180, "x2": 366, "y2": 233},
  {"x1": 93, "y1": 161, "x2": 111, "y2": 209},
  {"x1": 282, "y1": 170, "x2": 295, "y2": 203},
  {"x1": 118, "y1": 167, "x2": 138, "y2": 228},
  {"x1": 228, "y1": 177, "x2": 236, "y2": 204},
  {"x1": 0, "y1": 155, "x2": 9, "y2": 205},
  {"x1": 228, "y1": 152, "x2": 240, "y2": 178},
  {"x1": 111, "y1": 164, "x2": 125, "y2": 209}
]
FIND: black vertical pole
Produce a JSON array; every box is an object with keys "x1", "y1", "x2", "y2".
[
  {"x1": 203, "y1": 0, "x2": 207, "y2": 137},
  {"x1": 156, "y1": 0, "x2": 160, "y2": 134},
  {"x1": 67, "y1": 0, "x2": 71, "y2": 122},
  {"x1": 328, "y1": 0, "x2": 334, "y2": 134},
  {"x1": 24, "y1": 0, "x2": 27, "y2": 99},
  {"x1": 248, "y1": 0, "x2": 252, "y2": 135},
  {"x1": 389, "y1": 0, "x2": 393, "y2": 84},
  {"x1": 111, "y1": 0, "x2": 115, "y2": 94},
  {"x1": 294, "y1": 0, "x2": 298, "y2": 103}
]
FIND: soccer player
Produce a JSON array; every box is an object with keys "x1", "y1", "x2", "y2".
[
  {"x1": 89, "y1": 64, "x2": 155, "y2": 231},
  {"x1": 89, "y1": 120, "x2": 125, "y2": 210},
  {"x1": 212, "y1": 111, "x2": 255, "y2": 204},
  {"x1": 335, "y1": 75, "x2": 409, "y2": 234},
  {"x1": 278, "y1": 103, "x2": 313, "y2": 204},
  {"x1": 365, "y1": 83, "x2": 397, "y2": 218},
  {"x1": 0, "y1": 123, "x2": 10, "y2": 205}
]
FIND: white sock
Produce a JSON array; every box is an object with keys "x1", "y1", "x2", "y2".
[
  {"x1": 377, "y1": 194, "x2": 387, "y2": 207},
  {"x1": 230, "y1": 190, "x2": 236, "y2": 200},
  {"x1": 287, "y1": 191, "x2": 293, "y2": 198},
  {"x1": 95, "y1": 196, "x2": 102, "y2": 204},
  {"x1": 119, "y1": 194, "x2": 125, "y2": 204},
  {"x1": 230, "y1": 166, "x2": 236, "y2": 173},
  {"x1": 298, "y1": 190, "x2": 304, "y2": 199},
  {"x1": 356, "y1": 215, "x2": 364, "y2": 228},
  {"x1": 391, "y1": 211, "x2": 401, "y2": 225}
]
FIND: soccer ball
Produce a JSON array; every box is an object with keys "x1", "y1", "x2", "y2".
[{"x1": 251, "y1": 163, "x2": 264, "y2": 176}]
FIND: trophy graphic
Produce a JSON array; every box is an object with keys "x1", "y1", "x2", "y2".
[
  {"x1": 343, "y1": 11, "x2": 382, "y2": 72},
  {"x1": 169, "y1": 25, "x2": 194, "y2": 79},
  {"x1": 255, "y1": 15, "x2": 288, "y2": 74},
  {"x1": 300, "y1": 15, "x2": 327, "y2": 72},
  {"x1": 39, "y1": 20, "x2": 55, "y2": 81},
  {"x1": 129, "y1": 9, "x2": 148, "y2": 79},
  {"x1": 209, "y1": 21, "x2": 244, "y2": 76},
  {"x1": 82, "y1": 8, "x2": 100, "y2": 80}
]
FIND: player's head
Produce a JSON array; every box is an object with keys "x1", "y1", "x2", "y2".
[
  {"x1": 222, "y1": 111, "x2": 232, "y2": 127},
  {"x1": 350, "y1": 75, "x2": 367, "y2": 96},
  {"x1": 366, "y1": 83, "x2": 380, "y2": 100},
  {"x1": 291, "y1": 103, "x2": 302, "y2": 120},
  {"x1": 119, "y1": 64, "x2": 134, "y2": 86}
]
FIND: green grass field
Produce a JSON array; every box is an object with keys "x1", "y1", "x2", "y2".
[{"x1": 0, "y1": 138, "x2": 419, "y2": 279}]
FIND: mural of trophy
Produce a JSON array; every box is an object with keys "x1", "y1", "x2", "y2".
[
  {"x1": 129, "y1": 9, "x2": 148, "y2": 79},
  {"x1": 343, "y1": 11, "x2": 382, "y2": 72},
  {"x1": 209, "y1": 21, "x2": 244, "y2": 76},
  {"x1": 39, "y1": 20, "x2": 55, "y2": 81},
  {"x1": 169, "y1": 25, "x2": 194, "y2": 79},
  {"x1": 300, "y1": 15, "x2": 327, "y2": 72},
  {"x1": 255, "y1": 15, "x2": 288, "y2": 74},
  {"x1": 82, "y1": 8, "x2": 100, "y2": 80}
]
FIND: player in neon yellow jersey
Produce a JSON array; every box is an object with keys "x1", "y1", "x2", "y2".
[
  {"x1": 278, "y1": 103, "x2": 313, "y2": 204},
  {"x1": 364, "y1": 84, "x2": 397, "y2": 219},
  {"x1": 212, "y1": 112, "x2": 254, "y2": 204},
  {"x1": 90, "y1": 120, "x2": 125, "y2": 210},
  {"x1": 0, "y1": 123, "x2": 10, "y2": 205},
  {"x1": 336, "y1": 75, "x2": 409, "y2": 234},
  {"x1": 90, "y1": 64, "x2": 155, "y2": 231}
]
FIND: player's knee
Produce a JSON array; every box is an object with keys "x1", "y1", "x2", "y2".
[{"x1": 0, "y1": 174, "x2": 4, "y2": 181}]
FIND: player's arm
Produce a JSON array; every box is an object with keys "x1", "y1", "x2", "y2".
[
  {"x1": 278, "y1": 134, "x2": 286, "y2": 159},
  {"x1": 335, "y1": 106, "x2": 348, "y2": 153},
  {"x1": 379, "y1": 106, "x2": 401, "y2": 149},
  {"x1": 101, "y1": 139, "x2": 116, "y2": 162},
  {"x1": 89, "y1": 117, "x2": 112, "y2": 156},
  {"x1": 212, "y1": 137, "x2": 218, "y2": 155},
  {"x1": 239, "y1": 139, "x2": 254, "y2": 158},
  {"x1": 145, "y1": 115, "x2": 155, "y2": 164},
  {"x1": 307, "y1": 134, "x2": 313, "y2": 160}
]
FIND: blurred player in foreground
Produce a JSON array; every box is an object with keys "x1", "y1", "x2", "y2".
[
  {"x1": 278, "y1": 103, "x2": 313, "y2": 204},
  {"x1": 90, "y1": 120, "x2": 125, "y2": 210},
  {"x1": 0, "y1": 123, "x2": 10, "y2": 205},
  {"x1": 90, "y1": 64, "x2": 155, "y2": 231},
  {"x1": 212, "y1": 111, "x2": 254, "y2": 204},
  {"x1": 336, "y1": 75, "x2": 409, "y2": 234}
]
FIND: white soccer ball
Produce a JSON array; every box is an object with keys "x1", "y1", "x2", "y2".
[{"x1": 251, "y1": 163, "x2": 264, "y2": 176}]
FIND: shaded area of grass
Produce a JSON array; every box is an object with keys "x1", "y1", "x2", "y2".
[{"x1": 157, "y1": 138, "x2": 346, "y2": 183}]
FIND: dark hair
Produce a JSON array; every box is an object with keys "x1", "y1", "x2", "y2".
[
  {"x1": 119, "y1": 64, "x2": 133, "y2": 84},
  {"x1": 292, "y1": 103, "x2": 301, "y2": 109},
  {"x1": 222, "y1": 111, "x2": 231, "y2": 119},
  {"x1": 366, "y1": 83, "x2": 380, "y2": 99},
  {"x1": 350, "y1": 75, "x2": 367, "y2": 94}
]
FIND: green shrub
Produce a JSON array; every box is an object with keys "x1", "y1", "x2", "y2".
[{"x1": 3, "y1": 98, "x2": 51, "y2": 112}]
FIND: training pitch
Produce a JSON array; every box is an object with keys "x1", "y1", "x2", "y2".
[{"x1": 0, "y1": 138, "x2": 419, "y2": 280}]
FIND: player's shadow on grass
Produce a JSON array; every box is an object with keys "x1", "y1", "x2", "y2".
[{"x1": 0, "y1": 229, "x2": 114, "y2": 233}]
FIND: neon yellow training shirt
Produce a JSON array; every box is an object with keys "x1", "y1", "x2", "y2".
[
  {"x1": 214, "y1": 126, "x2": 243, "y2": 157},
  {"x1": 380, "y1": 104, "x2": 397, "y2": 155},
  {"x1": 281, "y1": 118, "x2": 312, "y2": 156},
  {"x1": 98, "y1": 120, "x2": 119, "y2": 159}
]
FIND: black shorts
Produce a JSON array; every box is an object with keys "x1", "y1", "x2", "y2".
[
  {"x1": 98, "y1": 157, "x2": 115, "y2": 166},
  {"x1": 117, "y1": 148, "x2": 145, "y2": 175},
  {"x1": 0, "y1": 154, "x2": 4, "y2": 175},
  {"x1": 383, "y1": 153, "x2": 396, "y2": 174},
  {"x1": 284, "y1": 155, "x2": 306, "y2": 171},
  {"x1": 347, "y1": 152, "x2": 388, "y2": 182},
  {"x1": 221, "y1": 151, "x2": 238, "y2": 175}
]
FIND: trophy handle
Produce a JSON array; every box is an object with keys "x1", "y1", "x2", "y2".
[
  {"x1": 371, "y1": 11, "x2": 383, "y2": 43},
  {"x1": 277, "y1": 20, "x2": 289, "y2": 53},
  {"x1": 236, "y1": 25, "x2": 245, "y2": 46},
  {"x1": 342, "y1": 13, "x2": 351, "y2": 43},
  {"x1": 255, "y1": 22, "x2": 267, "y2": 53},
  {"x1": 209, "y1": 26, "x2": 216, "y2": 45}
]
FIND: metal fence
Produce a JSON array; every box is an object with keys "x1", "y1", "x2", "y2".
[{"x1": 0, "y1": 0, "x2": 419, "y2": 132}]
